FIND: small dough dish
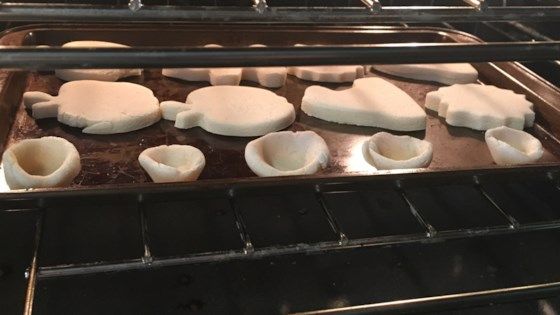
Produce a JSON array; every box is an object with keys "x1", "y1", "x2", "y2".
[
  {"x1": 245, "y1": 131, "x2": 330, "y2": 177},
  {"x1": 138, "y1": 145, "x2": 206, "y2": 183},
  {"x1": 2, "y1": 136, "x2": 81, "y2": 189},
  {"x1": 485, "y1": 126, "x2": 543, "y2": 165},
  {"x1": 363, "y1": 132, "x2": 433, "y2": 170}
]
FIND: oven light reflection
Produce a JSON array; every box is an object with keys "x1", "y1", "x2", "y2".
[{"x1": 344, "y1": 137, "x2": 378, "y2": 173}]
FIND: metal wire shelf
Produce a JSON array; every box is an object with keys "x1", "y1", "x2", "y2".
[{"x1": 1, "y1": 165, "x2": 558, "y2": 314}]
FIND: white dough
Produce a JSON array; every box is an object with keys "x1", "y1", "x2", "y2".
[
  {"x1": 2, "y1": 137, "x2": 81, "y2": 189},
  {"x1": 302, "y1": 77, "x2": 426, "y2": 131},
  {"x1": 485, "y1": 126, "x2": 543, "y2": 165},
  {"x1": 363, "y1": 132, "x2": 433, "y2": 170},
  {"x1": 371, "y1": 63, "x2": 478, "y2": 85},
  {"x1": 23, "y1": 80, "x2": 161, "y2": 134},
  {"x1": 426, "y1": 84, "x2": 534, "y2": 130},
  {"x1": 55, "y1": 41, "x2": 142, "y2": 81},
  {"x1": 161, "y1": 86, "x2": 295, "y2": 137},
  {"x1": 287, "y1": 44, "x2": 364, "y2": 83},
  {"x1": 162, "y1": 44, "x2": 287, "y2": 88},
  {"x1": 245, "y1": 131, "x2": 329, "y2": 177},
  {"x1": 138, "y1": 145, "x2": 205, "y2": 183}
]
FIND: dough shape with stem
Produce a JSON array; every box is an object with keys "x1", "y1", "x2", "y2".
[
  {"x1": 287, "y1": 45, "x2": 364, "y2": 83},
  {"x1": 425, "y1": 84, "x2": 534, "y2": 130},
  {"x1": 2, "y1": 136, "x2": 81, "y2": 189},
  {"x1": 161, "y1": 86, "x2": 295, "y2": 137},
  {"x1": 55, "y1": 41, "x2": 142, "y2": 82},
  {"x1": 363, "y1": 132, "x2": 433, "y2": 170},
  {"x1": 162, "y1": 44, "x2": 287, "y2": 88},
  {"x1": 302, "y1": 77, "x2": 426, "y2": 131},
  {"x1": 485, "y1": 126, "x2": 543, "y2": 165},
  {"x1": 23, "y1": 80, "x2": 161, "y2": 134},
  {"x1": 371, "y1": 63, "x2": 478, "y2": 85},
  {"x1": 245, "y1": 131, "x2": 330, "y2": 177},
  {"x1": 138, "y1": 145, "x2": 205, "y2": 183}
]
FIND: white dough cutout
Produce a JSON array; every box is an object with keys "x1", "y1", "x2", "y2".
[
  {"x1": 363, "y1": 132, "x2": 433, "y2": 170},
  {"x1": 371, "y1": 63, "x2": 478, "y2": 85},
  {"x1": 245, "y1": 131, "x2": 330, "y2": 177},
  {"x1": 161, "y1": 86, "x2": 295, "y2": 137},
  {"x1": 2, "y1": 137, "x2": 81, "y2": 189},
  {"x1": 24, "y1": 80, "x2": 161, "y2": 134},
  {"x1": 485, "y1": 126, "x2": 543, "y2": 165},
  {"x1": 426, "y1": 84, "x2": 534, "y2": 130},
  {"x1": 138, "y1": 145, "x2": 205, "y2": 183},
  {"x1": 55, "y1": 41, "x2": 142, "y2": 82},
  {"x1": 287, "y1": 44, "x2": 364, "y2": 83},
  {"x1": 302, "y1": 77, "x2": 426, "y2": 131},
  {"x1": 162, "y1": 44, "x2": 287, "y2": 88}
]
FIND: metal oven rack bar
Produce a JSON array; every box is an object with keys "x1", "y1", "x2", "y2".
[
  {"x1": 1, "y1": 42, "x2": 559, "y2": 70},
  {"x1": 0, "y1": 3, "x2": 559, "y2": 23}
]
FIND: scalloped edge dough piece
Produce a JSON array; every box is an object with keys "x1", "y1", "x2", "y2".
[
  {"x1": 302, "y1": 77, "x2": 426, "y2": 131},
  {"x1": 425, "y1": 84, "x2": 534, "y2": 130},
  {"x1": 287, "y1": 44, "x2": 364, "y2": 83},
  {"x1": 363, "y1": 132, "x2": 432, "y2": 170},
  {"x1": 162, "y1": 44, "x2": 287, "y2": 88},
  {"x1": 370, "y1": 63, "x2": 478, "y2": 85},
  {"x1": 55, "y1": 41, "x2": 142, "y2": 81},
  {"x1": 23, "y1": 80, "x2": 161, "y2": 134},
  {"x1": 2, "y1": 136, "x2": 81, "y2": 189},
  {"x1": 485, "y1": 126, "x2": 543, "y2": 165},
  {"x1": 245, "y1": 131, "x2": 329, "y2": 177},
  {"x1": 138, "y1": 145, "x2": 206, "y2": 183},
  {"x1": 161, "y1": 86, "x2": 295, "y2": 137}
]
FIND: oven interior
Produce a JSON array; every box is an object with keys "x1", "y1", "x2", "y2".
[{"x1": 0, "y1": 1, "x2": 559, "y2": 314}]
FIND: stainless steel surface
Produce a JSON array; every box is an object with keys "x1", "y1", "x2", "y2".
[
  {"x1": 0, "y1": 4, "x2": 559, "y2": 23},
  {"x1": 0, "y1": 41, "x2": 559, "y2": 69}
]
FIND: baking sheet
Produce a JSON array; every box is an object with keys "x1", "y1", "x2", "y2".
[{"x1": 0, "y1": 24, "x2": 559, "y2": 192}]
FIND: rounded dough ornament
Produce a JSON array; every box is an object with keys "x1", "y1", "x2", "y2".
[
  {"x1": 287, "y1": 44, "x2": 364, "y2": 83},
  {"x1": 485, "y1": 126, "x2": 543, "y2": 165},
  {"x1": 138, "y1": 145, "x2": 205, "y2": 183},
  {"x1": 23, "y1": 80, "x2": 161, "y2": 134},
  {"x1": 2, "y1": 137, "x2": 81, "y2": 189},
  {"x1": 371, "y1": 63, "x2": 478, "y2": 85},
  {"x1": 161, "y1": 86, "x2": 295, "y2": 137},
  {"x1": 363, "y1": 132, "x2": 433, "y2": 170},
  {"x1": 425, "y1": 84, "x2": 534, "y2": 130},
  {"x1": 245, "y1": 131, "x2": 330, "y2": 177},
  {"x1": 55, "y1": 41, "x2": 142, "y2": 82}
]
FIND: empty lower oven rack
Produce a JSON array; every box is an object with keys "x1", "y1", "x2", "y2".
[{"x1": 2, "y1": 165, "x2": 559, "y2": 314}]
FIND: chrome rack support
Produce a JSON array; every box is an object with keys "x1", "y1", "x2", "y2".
[
  {"x1": 252, "y1": 0, "x2": 268, "y2": 14},
  {"x1": 361, "y1": 0, "x2": 382, "y2": 14},
  {"x1": 462, "y1": 0, "x2": 488, "y2": 11},
  {"x1": 1, "y1": 42, "x2": 558, "y2": 70}
]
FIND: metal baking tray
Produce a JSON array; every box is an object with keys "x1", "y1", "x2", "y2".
[{"x1": 0, "y1": 24, "x2": 559, "y2": 194}]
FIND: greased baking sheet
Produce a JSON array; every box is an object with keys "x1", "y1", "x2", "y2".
[{"x1": 0, "y1": 24, "x2": 559, "y2": 192}]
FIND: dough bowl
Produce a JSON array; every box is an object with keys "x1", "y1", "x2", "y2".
[
  {"x1": 364, "y1": 132, "x2": 433, "y2": 170},
  {"x1": 138, "y1": 145, "x2": 206, "y2": 183},
  {"x1": 485, "y1": 126, "x2": 543, "y2": 165},
  {"x1": 2, "y1": 136, "x2": 81, "y2": 189},
  {"x1": 245, "y1": 131, "x2": 330, "y2": 177}
]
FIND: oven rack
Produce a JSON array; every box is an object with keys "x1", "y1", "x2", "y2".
[
  {"x1": 0, "y1": 40, "x2": 559, "y2": 70},
  {"x1": 0, "y1": 1, "x2": 560, "y2": 24},
  {"x1": 2, "y1": 165, "x2": 559, "y2": 314}
]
